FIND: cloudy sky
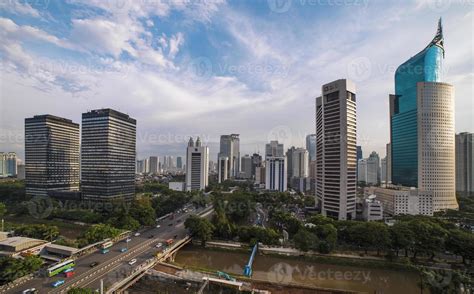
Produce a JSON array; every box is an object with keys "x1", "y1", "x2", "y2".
[{"x1": 1, "y1": 0, "x2": 473, "y2": 160}]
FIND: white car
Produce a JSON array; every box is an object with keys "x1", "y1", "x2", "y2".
[
  {"x1": 22, "y1": 289, "x2": 37, "y2": 294},
  {"x1": 156, "y1": 242, "x2": 163, "y2": 248},
  {"x1": 128, "y1": 258, "x2": 137, "y2": 265},
  {"x1": 134, "y1": 232, "x2": 140, "y2": 237},
  {"x1": 125, "y1": 238, "x2": 131, "y2": 242},
  {"x1": 156, "y1": 225, "x2": 161, "y2": 228}
]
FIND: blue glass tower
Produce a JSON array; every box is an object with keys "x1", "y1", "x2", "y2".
[{"x1": 390, "y1": 19, "x2": 445, "y2": 187}]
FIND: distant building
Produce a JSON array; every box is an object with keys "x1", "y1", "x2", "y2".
[
  {"x1": 363, "y1": 196, "x2": 384, "y2": 221},
  {"x1": 25, "y1": 115, "x2": 80, "y2": 197},
  {"x1": 251, "y1": 153, "x2": 263, "y2": 179},
  {"x1": 81, "y1": 109, "x2": 136, "y2": 201},
  {"x1": 366, "y1": 151, "x2": 380, "y2": 185},
  {"x1": 357, "y1": 159, "x2": 367, "y2": 183},
  {"x1": 365, "y1": 186, "x2": 433, "y2": 216},
  {"x1": 169, "y1": 182, "x2": 185, "y2": 192},
  {"x1": 287, "y1": 147, "x2": 309, "y2": 191},
  {"x1": 386, "y1": 143, "x2": 392, "y2": 184},
  {"x1": 316, "y1": 79, "x2": 357, "y2": 220},
  {"x1": 176, "y1": 156, "x2": 183, "y2": 169},
  {"x1": 0, "y1": 152, "x2": 17, "y2": 177},
  {"x1": 218, "y1": 134, "x2": 240, "y2": 180},
  {"x1": 305, "y1": 134, "x2": 316, "y2": 162},
  {"x1": 149, "y1": 156, "x2": 159, "y2": 174},
  {"x1": 455, "y1": 132, "x2": 473, "y2": 196},
  {"x1": 255, "y1": 165, "x2": 266, "y2": 186},
  {"x1": 356, "y1": 146, "x2": 363, "y2": 181},
  {"x1": 241, "y1": 155, "x2": 252, "y2": 179},
  {"x1": 17, "y1": 164, "x2": 25, "y2": 180},
  {"x1": 381, "y1": 157, "x2": 387, "y2": 184},
  {"x1": 185, "y1": 137, "x2": 209, "y2": 191},
  {"x1": 265, "y1": 141, "x2": 286, "y2": 192},
  {"x1": 218, "y1": 156, "x2": 229, "y2": 183}
]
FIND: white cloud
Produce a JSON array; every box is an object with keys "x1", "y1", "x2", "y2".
[
  {"x1": 0, "y1": 0, "x2": 41, "y2": 18},
  {"x1": 168, "y1": 33, "x2": 184, "y2": 58}
]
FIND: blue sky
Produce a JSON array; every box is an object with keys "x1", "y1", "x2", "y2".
[{"x1": 1, "y1": 0, "x2": 473, "y2": 160}]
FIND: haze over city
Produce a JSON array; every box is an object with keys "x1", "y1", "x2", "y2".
[{"x1": 1, "y1": 0, "x2": 473, "y2": 160}]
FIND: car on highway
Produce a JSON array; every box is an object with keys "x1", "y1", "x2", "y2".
[
  {"x1": 125, "y1": 238, "x2": 132, "y2": 242},
  {"x1": 51, "y1": 280, "x2": 65, "y2": 288},
  {"x1": 134, "y1": 232, "x2": 141, "y2": 237},
  {"x1": 89, "y1": 262, "x2": 99, "y2": 268},
  {"x1": 148, "y1": 234, "x2": 154, "y2": 238},
  {"x1": 128, "y1": 258, "x2": 137, "y2": 265},
  {"x1": 120, "y1": 247, "x2": 128, "y2": 253},
  {"x1": 168, "y1": 223, "x2": 173, "y2": 226},
  {"x1": 156, "y1": 224, "x2": 161, "y2": 228},
  {"x1": 22, "y1": 288, "x2": 37, "y2": 294},
  {"x1": 156, "y1": 242, "x2": 163, "y2": 248}
]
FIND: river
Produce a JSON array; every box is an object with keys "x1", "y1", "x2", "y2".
[{"x1": 174, "y1": 245, "x2": 425, "y2": 294}]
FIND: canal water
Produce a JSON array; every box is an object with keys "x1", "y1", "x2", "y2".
[{"x1": 174, "y1": 246, "x2": 424, "y2": 294}]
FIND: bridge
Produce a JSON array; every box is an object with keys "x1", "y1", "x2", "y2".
[
  {"x1": 106, "y1": 236, "x2": 192, "y2": 293},
  {"x1": 243, "y1": 244, "x2": 258, "y2": 277}
]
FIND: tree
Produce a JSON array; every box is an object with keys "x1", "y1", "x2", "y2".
[
  {"x1": 445, "y1": 229, "x2": 474, "y2": 264},
  {"x1": 314, "y1": 223, "x2": 337, "y2": 253},
  {"x1": 390, "y1": 221, "x2": 415, "y2": 257},
  {"x1": 293, "y1": 229, "x2": 318, "y2": 252},
  {"x1": 212, "y1": 206, "x2": 234, "y2": 239},
  {"x1": 0, "y1": 255, "x2": 42, "y2": 285},
  {"x1": 184, "y1": 215, "x2": 214, "y2": 246},
  {"x1": 0, "y1": 202, "x2": 6, "y2": 217},
  {"x1": 14, "y1": 224, "x2": 59, "y2": 241},
  {"x1": 83, "y1": 224, "x2": 121, "y2": 243},
  {"x1": 409, "y1": 219, "x2": 447, "y2": 260}
]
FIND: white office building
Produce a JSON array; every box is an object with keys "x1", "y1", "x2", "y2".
[
  {"x1": 316, "y1": 79, "x2": 357, "y2": 220},
  {"x1": 185, "y1": 137, "x2": 209, "y2": 191},
  {"x1": 363, "y1": 195, "x2": 384, "y2": 221},
  {"x1": 364, "y1": 186, "x2": 433, "y2": 216}
]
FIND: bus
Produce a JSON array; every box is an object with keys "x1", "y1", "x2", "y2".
[
  {"x1": 47, "y1": 260, "x2": 75, "y2": 277},
  {"x1": 101, "y1": 241, "x2": 113, "y2": 250}
]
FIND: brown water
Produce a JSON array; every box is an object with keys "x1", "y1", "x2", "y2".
[{"x1": 175, "y1": 246, "x2": 425, "y2": 294}]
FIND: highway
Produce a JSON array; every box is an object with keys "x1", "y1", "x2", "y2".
[{"x1": 4, "y1": 205, "x2": 210, "y2": 294}]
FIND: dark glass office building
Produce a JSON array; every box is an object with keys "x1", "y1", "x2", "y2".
[
  {"x1": 390, "y1": 19, "x2": 445, "y2": 187},
  {"x1": 25, "y1": 115, "x2": 80, "y2": 197},
  {"x1": 81, "y1": 109, "x2": 136, "y2": 201}
]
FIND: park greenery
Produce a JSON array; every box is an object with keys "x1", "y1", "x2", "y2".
[{"x1": 0, "y1": 255, "x2": 43, "y2": 284}]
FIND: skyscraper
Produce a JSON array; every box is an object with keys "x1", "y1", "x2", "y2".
[
  {"x1": 456, "y1": 132, "x2": 473, "y2": 196},
  {"x1": 81, "y1": 109, "x2": 136, "y2": 201},
  {"x1": 306, "y1": 134, "x2": 316, "y2": 162},
  {"x1": 366, "y1": 151, "x2": 380, "y2": 185},
  {"x1": 316, "y1": 79, "x2": 357, "y2": 220},
  {"x1": 241, "y1": 154, "x2": 252, "y2": 179},
  {"x1": 356, "y1": 146, "x2": 363, "y2": 182},
  {"x1": 389, "y1": 19, "x2": 457, "y2": 210},
  {"x1": 149, "y1": 156, "x2": 159, "y2": 174},
  {"x1": 185, "y1": 137, "x2": 209, "y2": 191},
  {"x1": 218, "y1": 134, "x2": 240, "y2": 181},
  {"x1": 0, "y1": 152, "x2": 17, "y2": 177},
  {"x1": 250, "y1": 153, "x2": 263, "y2": 179},
  {"x1": 24, "y1": 115, "x2": 80, "y2": 197},
  {"x1": 176, "y1": 156, "x2": 183, "y2": 169},
  {"x1": 265, "y1": 140, "x2": 287, "y2": 192}
]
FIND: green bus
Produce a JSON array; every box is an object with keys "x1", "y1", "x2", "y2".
[{"x1": 47, "y1": 260, "x2": 75, "y2": 277}]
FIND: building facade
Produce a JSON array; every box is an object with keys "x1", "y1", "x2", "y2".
[
  {"x1": 149, "y1": 156, "x2": 159, "y2": 174},
  {"x1": 306, "y1": 134, "x2": 317, "y2": 162},
  {"x1": 265, "y1": 157, "x2": 287, "y2": 192},
  {"x1": 0, "y1": 152, "x2": 17, "y2": 177},
  {"x1": 218, "y1": 134, "x2": 240, "y2": 182},
  {"x1": 24, "y1": 115, "x2": 80, "y2": 197},
  {"x1": 364, "y1": 186, "x2": 433, "y2": 216},
  {"x1": 185, "y1": 137, "x2": 209, "y2": 191},
  {"x1": 456, "y1": 132, "x2": 473, "y2": 196},
  {"x1": 241, "y1": 154, "x2": 252, "y2": 179},
  {"x1": 366, "y1": 151, "x2": 380, "y2": 185},
  {"x1": 81, "y1": 109, "x2": 136, "y2": 201},
  {"x1": 316, "y1": 79, "x2": 357, "y2": 220}
]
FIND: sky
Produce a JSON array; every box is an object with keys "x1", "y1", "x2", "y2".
[{"x1": 1, "y1": 0, "x2": 473, "y2": 161}]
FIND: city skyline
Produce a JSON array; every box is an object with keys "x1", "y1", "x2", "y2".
[{"x1": 1, "y1": 2, "x2": 473, "y2": 161}]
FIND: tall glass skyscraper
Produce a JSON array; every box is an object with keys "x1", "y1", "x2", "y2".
[{"x1": 390, "y1": 19, "x2": 445, "y2": 187}]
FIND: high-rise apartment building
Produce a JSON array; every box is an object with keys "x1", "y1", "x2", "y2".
[
  {"x1": 456, "y1": 132, "x2": 473, "y2": 196},
  {"x1": 218, "y1": 134, "x2": 240, "y2": 182},
  {"x1": 185, "y1": 137, "x2": 209, "y2": 191},
  {"x1": 81, "y1": 109, "x2": 136, "y2": 201},
  {"x1": 265, "y1": 141, "x2": 287, "y2": 192},
  {"x1": 315, "y1": 79, "x2": 357, "y2": 220},
  {"x1": 305, "y1": 134, "x2": 316, "y2": 162},
  {"x1": 24, "y1": 115, "x2": 80, "y2": 197},
  {"x1": 389, "y1": 19, "x2": 457, "y2": 210}
]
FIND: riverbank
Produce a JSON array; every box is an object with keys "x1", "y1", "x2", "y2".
[{"x1": 172, "y1": 244, "x2": 427, "y2": 294}]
